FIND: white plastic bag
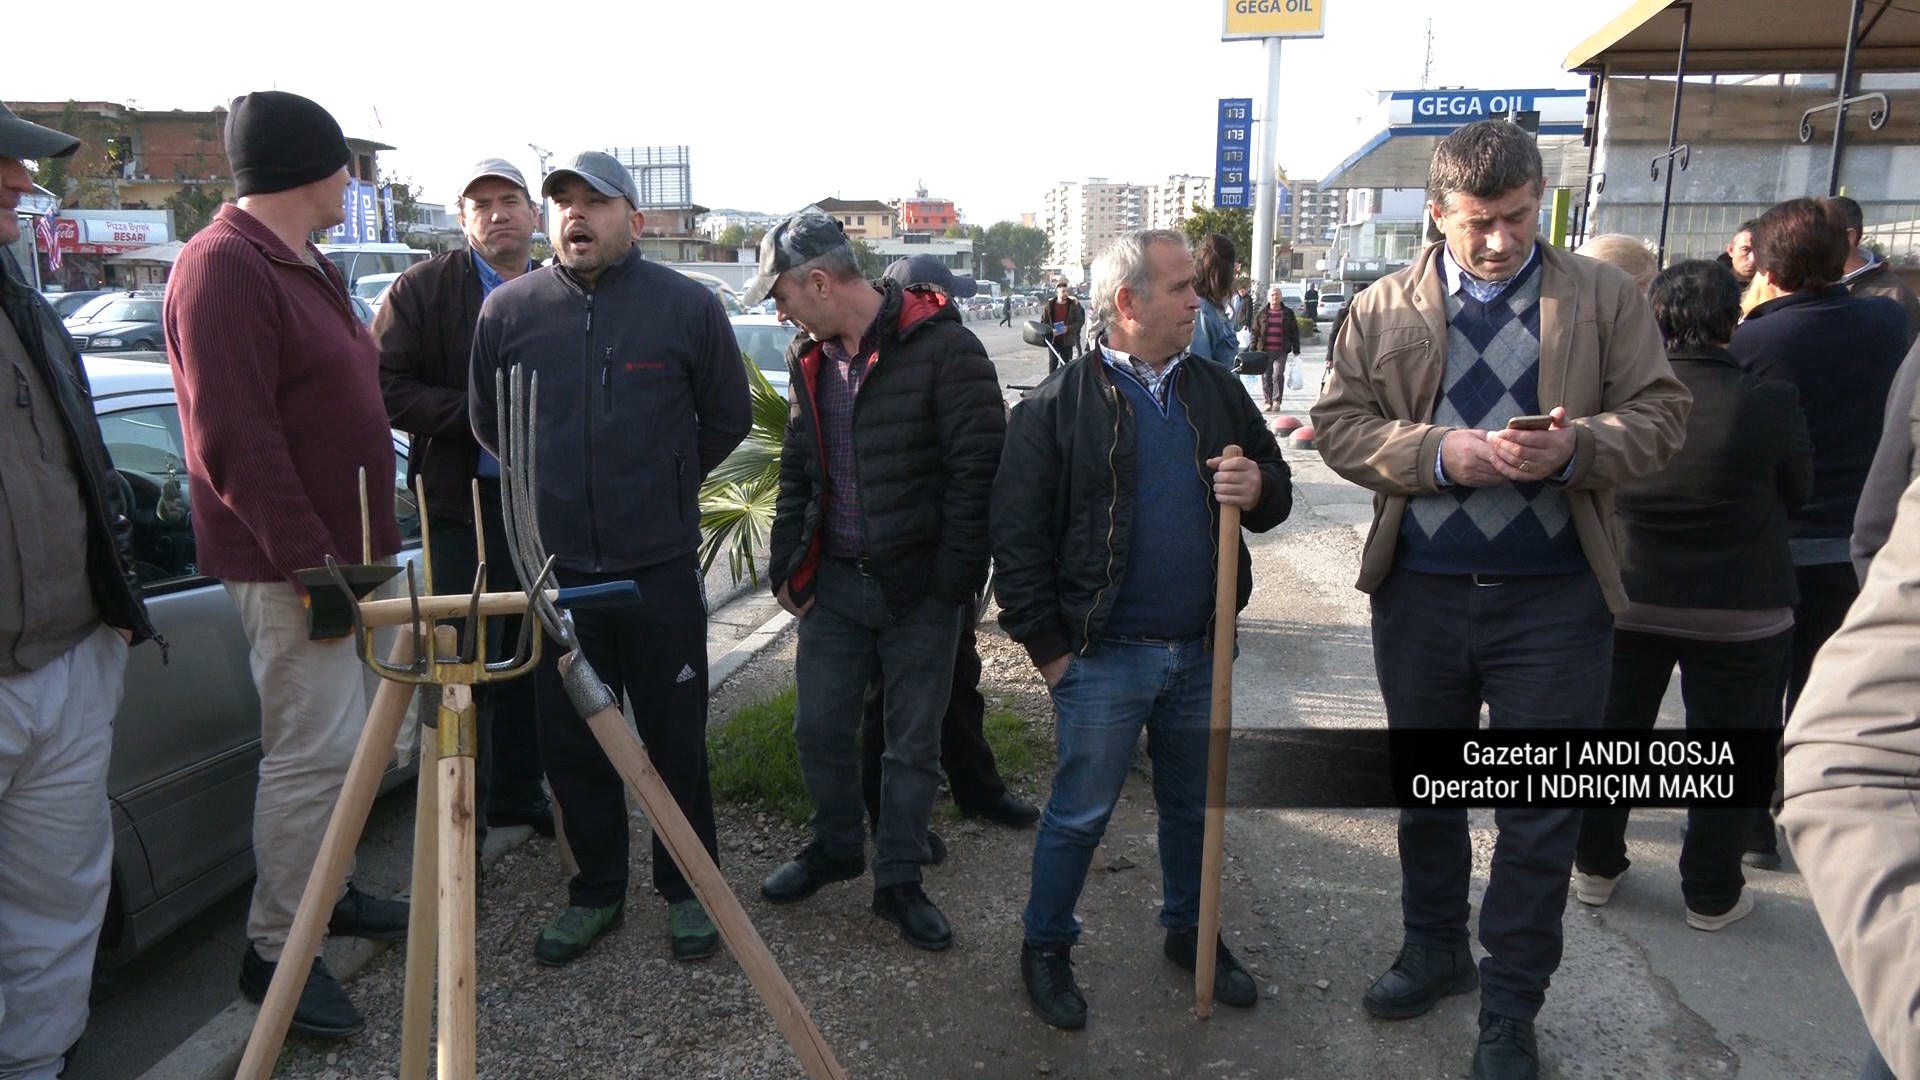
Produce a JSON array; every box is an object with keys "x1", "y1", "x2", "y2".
[
  {"x1": 1286, "y1": 356, "x2": 1303, "y2": 391},
  {"x1": 1235, "y1": 327, "x2": 1253, "y2": 350}
]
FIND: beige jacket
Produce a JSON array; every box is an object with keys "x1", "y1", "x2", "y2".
[
  {"x1": 1310, "y1": 241, "x2": 1691, "y2": 611},
  {"x1": 1781, "y1": 469, "x2": 1920, "y2": 1080}
]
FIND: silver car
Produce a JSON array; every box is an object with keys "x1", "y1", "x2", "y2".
[{"x1": 87, "y1": 354, "x2": 420, "y2": 961}]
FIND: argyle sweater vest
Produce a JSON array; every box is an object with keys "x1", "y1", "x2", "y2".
[{"x1": 1395, "y1": 259, "x2": 1586, "y2": 576}]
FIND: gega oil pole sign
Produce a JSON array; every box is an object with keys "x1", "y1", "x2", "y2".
[{"x1": 1222, "y1": 0, "x2": 1324, "y2": 41}]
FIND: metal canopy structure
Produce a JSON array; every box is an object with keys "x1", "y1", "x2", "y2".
[
  {"x1": 1319, "y1": 88, "x2": 1590, "y2": 191},
  {"x1": 1321, "y1": 131, "x2": 1591, "y2": 191},
  {"x1": 1566, "y1": 0, "x2": 1920, "y2": 74}
]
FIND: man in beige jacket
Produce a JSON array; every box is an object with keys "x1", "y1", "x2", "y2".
[
  {"x1": 1783, "y1": 471, "x2": 1920, "y2": 1080},
  {"x1": 1312, "y1": 119, "x2": 1689, "y2": 1080}
]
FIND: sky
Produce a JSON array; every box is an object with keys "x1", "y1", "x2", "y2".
[{"x1": 9, "y1": 0, "x2": 1614, "y2": 225}]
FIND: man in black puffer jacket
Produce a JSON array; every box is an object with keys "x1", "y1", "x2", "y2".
[{"x1": 753, "y1": 211, "x2": 1004, "y2": 952}]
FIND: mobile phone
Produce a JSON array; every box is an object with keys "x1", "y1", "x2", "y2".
[{"x1": 1506, "y1": 414, "x2": 1554, "y2": 431}]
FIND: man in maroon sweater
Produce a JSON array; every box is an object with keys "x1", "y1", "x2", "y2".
[{"x1": 164, "y1": 90, "x2": 407, "y2": 1041}]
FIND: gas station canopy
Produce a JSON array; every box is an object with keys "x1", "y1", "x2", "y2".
[
  {"x1": 1566, "y1": 0, "x2": 1920, "y2": 74},
  {"x1": 1319, "y1": 88, "x2": 1591, "y2": 190}
]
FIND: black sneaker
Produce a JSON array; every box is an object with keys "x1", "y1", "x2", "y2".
[
  {"x1": 1471, "y1": 1008, "x2": 1540, "y2": 1080},
  {"x1": 872, "y1": 882, "x2": 952, "y2": 951},
  {"x1": 1020, "y1": 943, "x2": 1087, "y2": 1029},
  {"x1": 238, "y1": 945, "x2": 364, "y2": 1040},
  {"x1": 328, "y1": 884, "x2": 409, "y2": 941},
  {"x1": 1162, "y1": 928, "x2": 1258, "y2": 1008},
  {"x1": 1362, "y1": 941, "x2": 1479, "y2": 1019},
  {"x1": 761, "y1": 843, "x2": 865, "y2": 904}
]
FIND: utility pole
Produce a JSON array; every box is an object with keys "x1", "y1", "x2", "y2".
[{"x1": 1251, "y1": 38, "x2": 1283, "y2": 294}]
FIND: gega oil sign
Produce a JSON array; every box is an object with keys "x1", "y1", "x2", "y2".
[{"x1": 1223, "y1": 0, "x2": 1324, "y2": 40}]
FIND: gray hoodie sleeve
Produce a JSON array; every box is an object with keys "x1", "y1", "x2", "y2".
[{"x1": 1851, "y1": 341, "x2": 1920, "y2": 581}]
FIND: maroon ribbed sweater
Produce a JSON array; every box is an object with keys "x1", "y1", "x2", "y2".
[{"x1": 164, "y1": 205, "x2": 400, "y2": 584}]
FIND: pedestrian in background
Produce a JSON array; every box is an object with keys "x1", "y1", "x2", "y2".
[
  {"x1": 999, "y1": 292, "x2": 1013, "y2": 326},
  {"x1": 1574, "y1": 234, "x2": 1658, "y2": 291},
  {"x1": 1303, "y1": 281, "x2": 1319, "y2": 321},
  {"x1": 0, "y1": 104, "x2": 157, "y2": 1080},
  {"x1": 1572, "y1": 259, "x2": 1810, "y2": 932},
  {"x1": 1041, "y1": 280, "x2": 1085, "y2": 374},
  {"x1": 1716, "y1": 219, "x2": 1759, "y2": 291},
  {"x1": 166, "y1": 90, "x2": 410, "y2": 1039},
  {"x1": 1314, "y1": 118, "x2": 1689, "y2": 1080},
  {"x1": 1826, "y1": 195, "x2": 1920, "y2": 343},
  {"x1": 1251, "y1": 283, "x2": 1300, "y2": 412},
  {"x1": 1189, "y1": 232, "x2": 1240, "y2": 368},
  {"x1": 1728, "y1": 196, "x2": 1907, "y2": 872}
]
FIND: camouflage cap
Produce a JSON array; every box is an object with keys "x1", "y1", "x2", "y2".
[{"x1": 743, "y1": 210, "x2": 853, "y2": 306}]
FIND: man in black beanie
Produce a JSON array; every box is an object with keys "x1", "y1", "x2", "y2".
[{"x1": 166, "y1": 89, "x2": 407, "y2": 1040}]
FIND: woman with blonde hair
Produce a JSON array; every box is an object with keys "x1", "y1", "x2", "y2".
[{"x1": 1576, "y1": 233, "x2": 1659, "y2": 291}]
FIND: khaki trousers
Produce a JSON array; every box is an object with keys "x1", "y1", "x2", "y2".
[{"x1": 226, "y1": 581, "x2": 368, "y2": 962}]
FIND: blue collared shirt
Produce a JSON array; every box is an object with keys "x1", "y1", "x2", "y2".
[
  {"x1": 1100, "y1": 343, "x2": 1186, "y2": 414},
  {"x1": 471, "y1": 252, "x2": 535, "y2": 478},
  {"x1": 1432, "y1": 243, "x2": 1574, "y2": 487}
]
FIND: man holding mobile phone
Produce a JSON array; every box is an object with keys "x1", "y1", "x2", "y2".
[{"x1": 1312, "y1": 120, "x2": 1689, "y2": 1080}]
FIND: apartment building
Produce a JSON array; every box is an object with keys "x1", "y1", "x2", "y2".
[
  {"x1": 1039, "y1": 178, "x2": 1148, "y2": 281},
  {"x1": 1148, "y1": 174, "x2": 1214, "y2": 232}
]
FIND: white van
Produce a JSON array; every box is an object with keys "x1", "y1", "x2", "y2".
[{"x1": 315, "y1": 242, "x2": 431, "y2": 287}]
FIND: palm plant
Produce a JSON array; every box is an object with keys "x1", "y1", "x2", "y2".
[{"x1": 699, "y1": 359, "x2": 788, "y2": 585}]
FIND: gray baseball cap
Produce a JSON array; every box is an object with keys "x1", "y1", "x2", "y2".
[
  {"x1": 461, "y1": 157, "x2": 529, "y2": 197},
  {"x1": 885, "y1": 255, "x2": 977, "y2": 298},
  {"x1": 0, "y1": 101, "x2": 79, "y2": 160},
  {"x1": 539, "y1": 150, "x2": 638, "y2": 207},
  {"x1": 743, "y1": 210, "x2": 853, "y2": 306}
]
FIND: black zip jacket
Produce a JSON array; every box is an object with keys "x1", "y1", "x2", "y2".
[
  {"x1": 991, "y1": 342, "x2": 1292, "y2": 667},
  {"x1": 378, "y1": 247, "x2": 488, "y2": 523},
  {"x1": 1, "y1": 250, "x2": 156, "y2": 646},
  {"x1": 768, "y1": 282, "x2": 1004, "y2": 615},
  {"x1": 470, "y1": 248, "x2": 751, "y2": 573}
]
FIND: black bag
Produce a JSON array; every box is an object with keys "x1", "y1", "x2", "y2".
[{"x1": 1232, "y1": 350, "x2": 1274, "y2": 376}]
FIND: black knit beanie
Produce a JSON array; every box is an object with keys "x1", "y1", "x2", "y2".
[{"x1": 225, "y1": 91, "x2": 351, "y2": 197}]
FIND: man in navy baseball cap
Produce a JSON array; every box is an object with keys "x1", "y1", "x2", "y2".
[{"x1": 884, "y1": 254, "x2": 978, "y2": 299}]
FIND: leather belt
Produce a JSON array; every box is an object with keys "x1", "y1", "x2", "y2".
[{"x1": 828, "y1": 555, "x2": 878, "y2": 577}]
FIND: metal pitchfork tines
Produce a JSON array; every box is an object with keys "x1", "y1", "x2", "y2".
[{"x1": 496, "y1": 364, "x2": 575, "y2": 653}]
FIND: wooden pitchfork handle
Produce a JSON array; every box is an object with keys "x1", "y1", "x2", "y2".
[{"x1": 1196, "y1": 445, "x2": 1244, "y2": 1020}]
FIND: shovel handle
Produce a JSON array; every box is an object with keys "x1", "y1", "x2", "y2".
[{"x1": 553, "y1": 582, "x2": 641, "y2": 610}]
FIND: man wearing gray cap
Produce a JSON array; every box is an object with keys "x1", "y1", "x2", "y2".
[
  {"x1": 754, "y1": 211, "x2": 1004, "y2": 951},
  {"x1": 470, "y1": 151, "x2": 750, "y2": 966},
  {"x1": 378, "y1": 158, "x2": 551, "y2": 854},
  {"x1": 0, "y1": 102, "x2": 156, "y2": 1080}
]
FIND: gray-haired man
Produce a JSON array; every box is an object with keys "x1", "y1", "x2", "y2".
[
  {"x1": 754, "y1": 211, "x2": 1004, "y2": 952},
  {"x1": 1313, "y1": 119, "x2": 1689, "y2": 1079},
  {"x1": 992, "y1": 229, "x2": 1291, "y2": 1029}
]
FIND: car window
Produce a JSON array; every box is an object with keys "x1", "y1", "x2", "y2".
[
  {"x1": 732, "y1": 324, "x2": 797, "y2": 373},
  {"x1": 67, "y1": 295, "x2": 121, "y2": 322},
  {"x1": 353, "y1": 277, "x2": 393, "y2": 301},
  {"x1": 97, "y1": 405, "x2": 199, "y2": 588},
  {"x1": 95, "y1": 301, "x2": 162, "y2": 323}
]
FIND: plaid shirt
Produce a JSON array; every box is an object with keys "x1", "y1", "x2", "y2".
[
  {"x1": 817, "y1": 323, "x2": 878, "y2": 557},
  {"x1": 1099, "y1": 343, "x2": 1185, "y2": 415}
]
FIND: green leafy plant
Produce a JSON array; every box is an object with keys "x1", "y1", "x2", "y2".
[{"x1": 698, "y1": 359, "x2": 788, "y2": 584}]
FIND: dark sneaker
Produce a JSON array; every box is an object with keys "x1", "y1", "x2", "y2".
[
  {"x1": 1470, "y1": 1008, "x2": 1540, "y2": 1080},
  {"x1": 1020, "y1": 943, "x2": 1087, "y2": 1029},
  {"x1": 238, "y1": 945, "x2": 364, "y2": 1040},
  {"x1": 959, "y1": 792, "x2": 1041, "y2": 828},
  {"x1": 1162, "y1": 928, "x2": 1258, "y2": 1008},
  {"x1": 761, "y1": 843, "x2": 865, "y2": 903},
  {"x1": 328, "y1": 884, "x2": 409, "y2": 941},
  {"x1": 533, "y1": 901, "x2": 625, "y2": 966},
  {"x1": 872, "y1": 882, "x2": 952, "y2": 950},
  {"x1": 669, "y1": 898, "x2": 721, "y2": 961},
  {"x1": 1362, "y1": 941, "x2": 1479, "y2": 1019}
]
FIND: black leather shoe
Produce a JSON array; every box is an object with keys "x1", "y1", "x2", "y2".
[
  {"x1": 1471, "y1": 1008, "x2": 1540, "y2": 1079},
  {"x1": 238, "y1": 945, "x2": 364, "y2": 1040},
  {"x1": 1362, "y1": 942, "x2": 1479, "y2": 1019},
  {"x1": 960, "y1": 791, "x2": 1041, "y2": 828},
  {"x1": 328, "y1": 884, "x2": 409, "y2": 941},
  {"x1": 1021, "y1": 943, "x2": 1087, "y2": 1029},
  {"x1": 872, "y1": 882, "x2": 952, "y2": 950},
  {"x1": 1162, "y1": 928, "x2": 1258, "y2": 1007},
  {"x1": 488, "y1": 802, "x2": 556, "y2": 838},
  {"x1": 761, "y1": 843, "x2": 865, "y2": 903}
]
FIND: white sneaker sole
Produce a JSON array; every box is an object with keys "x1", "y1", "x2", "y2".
[
  {"x1": 1573, "y1": 870, "x2": 1623, "y2": 907},
  {"x1": 1686, "y1": 893, "x2": 1754, "y2": 932}
]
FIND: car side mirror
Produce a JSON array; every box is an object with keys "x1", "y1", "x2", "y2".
[{"x1": 1021, "y1": 319, "x2": 1052, "y2": 348}]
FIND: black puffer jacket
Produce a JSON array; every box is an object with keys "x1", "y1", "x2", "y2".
[
  {"x1": 991, "y1": 343, "x2": 1292, "y2": 667},
  {"x1": 768, "y1": 282, "x2": 1004, "y2": 615},
  {"x1": 1, "y1": 250, "x2": 156, "y2": 646}
]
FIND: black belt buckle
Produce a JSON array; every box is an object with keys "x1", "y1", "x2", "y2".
[
  {"x1": 834, "y1": 555, "x2": 877, "y2": 577},
  {"x1": 1471, "y1": 573, "x2": 1517, "y2": 587}
]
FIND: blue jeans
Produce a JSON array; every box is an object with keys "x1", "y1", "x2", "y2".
[
  {"x1": 1023, "y1": 636, "x2": 1212, "y2": 947},
  {"x1": 794, "y1": 558, "x2": 962, "y2": 889}
]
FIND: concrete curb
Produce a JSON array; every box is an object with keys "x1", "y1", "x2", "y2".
[{"x1": 135, "y1": 589, "x2": 795, "y2": 1080}]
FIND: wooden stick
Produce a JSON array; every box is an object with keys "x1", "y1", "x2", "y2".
[
  {"x1": 581, "y1": 706, "x2": 848, "y2": 1080},
  {"x1": 398, "y1": 697, "x2": 440, "y2": 1080},
  {"x1": 1196, "y1": 445, "x2": 1245, "y2": 1021},
  {"x1": 353, "y1": 589, "x2": 572, "y2": 627},
  {"x1": 235, "y1": 632, "x2": 419, "y2": 1080},
  {"x1": 436, "y1": 716, "x2": 478, "y2": 1080}
]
